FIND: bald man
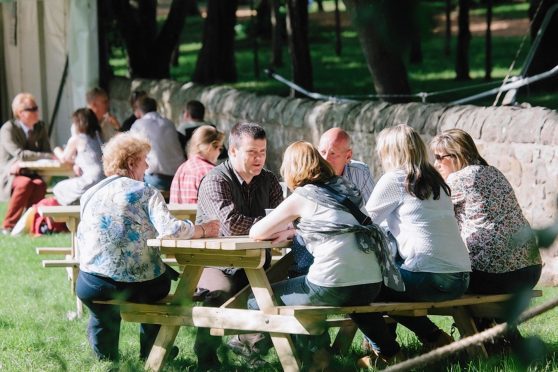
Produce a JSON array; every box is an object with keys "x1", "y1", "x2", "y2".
[{"x1": 318, "y1": 127, "x2": 375, "y2": 201}]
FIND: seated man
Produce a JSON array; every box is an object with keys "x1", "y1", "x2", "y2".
[
  {"x1": 130, "y1": 96, "x2": 185, "y2": 192},
  {"x1": 176, "y1": 99, "x2": 227, "y2": 160},
  {"x1": 194, "y1": 122, "x2": 284, "y2": 369},
  {"x1": 289, "y1": 127, "x2": 376, "y2": 276},
  {"x1": 120, "y1": 89, "x2": 147, "y2": 132},
  {"x1": 86, "y1": 87, "x2": 121, "y2": 143},
  {"x1": 1, "y1": 93, "x2": 53, "y2": 234}
]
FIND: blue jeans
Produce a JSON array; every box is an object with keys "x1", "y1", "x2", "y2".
[
  {"x1": 366, "y1": 269, "x2": 470, "y2": 352},
  {"x1": 76, "y1": 271, "x2": 171, "y2": 360},
  {"x1": 247, "y1": 276, "x2": 400, "y2": 357}
]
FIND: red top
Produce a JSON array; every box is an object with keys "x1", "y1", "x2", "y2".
[{"x1": 170, "y1": 155, "x2": 215, "y2": 204}]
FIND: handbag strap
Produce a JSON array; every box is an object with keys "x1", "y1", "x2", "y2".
[
  {"x1": 319, "y1": 183, "x2": 372, "y2": 225},
  {"x1": 81, "y1": 176, "x2": 122, "y2": 215}
]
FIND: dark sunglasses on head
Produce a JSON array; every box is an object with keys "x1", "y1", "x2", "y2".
[{"x1": 22, "y1": 106, "x2": 39, "y2": 112}]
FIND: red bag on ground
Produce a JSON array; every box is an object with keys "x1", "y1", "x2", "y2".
[{"x1": 31, "y1": 197, "x2": 69, "y2": 236}]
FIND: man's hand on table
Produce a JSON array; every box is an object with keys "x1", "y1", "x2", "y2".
[{"x1": 194, "y1": 220, "x2": 220, "y2": 238}]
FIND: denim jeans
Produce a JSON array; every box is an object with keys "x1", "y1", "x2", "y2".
[
  {"x1": 246, "y1": 276, "x2": 400, "y2": 357},
  {"x1": 76, "y1": 270, "x2": 171, "y2": 360},
  {"x1": 366, "y1": 269, "x2": 470, "y2": 352}
]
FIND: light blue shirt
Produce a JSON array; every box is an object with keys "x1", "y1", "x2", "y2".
[
  {"x1": 77, "y1": 176, "x2": 195, "y2": 282},
  {"x1": 342, "y1": 160, "x2": 375, "y2": 202}
]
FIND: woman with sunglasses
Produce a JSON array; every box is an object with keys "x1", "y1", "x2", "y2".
[
  {"x1": 0, "y1": 93, "x2": 53, "y2": 235},
  {"x1": 430, "y1": 129, "x2": 541, "y2": 295}
]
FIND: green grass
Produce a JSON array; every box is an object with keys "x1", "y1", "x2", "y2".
[
  {"x1": 109, "y1": 1, "x2": 558, "y2": 109},
  {"x1": 1, "y1": 200, "x2": 558, "y2": 371}
]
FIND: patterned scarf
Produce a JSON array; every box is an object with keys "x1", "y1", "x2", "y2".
[{"x1": 294, "y1": 176, "x2": 405, "y2": 292}]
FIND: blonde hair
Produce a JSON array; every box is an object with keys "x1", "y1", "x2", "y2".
[
  {"x1": 11, "y1": 93, "x2": 36, "y2": 119},
  {"x1": 376, "y1": 124, "x2": 450, "y2": 200},
  {"x1": 430, "y1": 129, "x2": 488, "y2": 170},
  {"x1": 280, "y1": 141, "x2": 335, "y2": 190},
  {"x1": 187, "y1": 125, "x2": 225, "y2": 159},
  {"x1": 103, "y1": 133, "x2": 151, "y2": 177}
]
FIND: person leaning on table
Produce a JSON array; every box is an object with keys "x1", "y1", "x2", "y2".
[
  {"x1": 0, "y1": 92, "x2": 53, "y2": 235},
  {"x1": 75, "y1": 132, "x2": 219, "y2": 361}
]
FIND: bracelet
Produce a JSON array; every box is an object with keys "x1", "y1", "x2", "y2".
[{"x1": 200, "y1": 224, "x2": 206, "y2": 238}]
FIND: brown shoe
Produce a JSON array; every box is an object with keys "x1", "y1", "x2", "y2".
[
  {"x1": 356, "y1": 349, "x2": 405, "y2": 369},
  {"x1": 422, "y1": 330, "x2": 454, "y2": 352}
]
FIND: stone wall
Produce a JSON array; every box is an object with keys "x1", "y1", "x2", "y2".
[{"x1": 109, "y1": 77, "x2": 558, "y2": 284}]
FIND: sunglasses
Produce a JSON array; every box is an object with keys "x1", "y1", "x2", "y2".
[
  {"x1": 22, "y1": 106, "x2": 39, "y2": 112},
  {"x1": 434, "y1": 154, "x2": 455, "y2": 161}
]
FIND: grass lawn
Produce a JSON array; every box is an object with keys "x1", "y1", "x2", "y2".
[
  {"x1": 109, "y1": 1, "x2": 558, "y2": 110},
  {"x1": 0, "y1": 201, "x2": 557, "y2": 371}
]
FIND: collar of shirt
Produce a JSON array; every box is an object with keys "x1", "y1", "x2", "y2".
[
  {"x1": 16, "y1": 120, "x2": 32, "y2": 139},
  {"x1": 231, "y1": 164, "x2": 248, "y2": 186}
]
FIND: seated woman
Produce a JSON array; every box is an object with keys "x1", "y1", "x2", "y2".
[
  {"x1": 430, "y1": 129, "x2": 541, "y2": 294},
  {"x1": 75, "y1": 132, "x2": 219, "y2": 361},
  {"x1": 51, "y1": 108, "x2": 104, "y2": 206},
  {"x1": 244, "y1": 141, "x2": 402, "y2": 369},
  {"x1": 170, "y1": 125, "x2": 225, "y2": 204},
  {"x1": 361, "y1": 124, "x2": 471, "y2": 367}
]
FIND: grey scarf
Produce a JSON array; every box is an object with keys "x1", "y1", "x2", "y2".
[{"x1": 294, "y1": 176, "x2": 405, "y2": 292}]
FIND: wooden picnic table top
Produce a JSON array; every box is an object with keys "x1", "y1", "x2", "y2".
[
  {"x1": 147, "y1": 235, "x2": 291, "y2": 251},
  {"x1": 19, "y1": 159, "x2": 74, "y2": 177}
]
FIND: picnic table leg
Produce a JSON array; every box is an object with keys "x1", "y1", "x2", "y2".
[
  {"x1": 144, "y1": 265, "x2": 203, "y2": 371},
  {"x1": 244, "y1": 268, "x2": 302, "y2": 371},
  {"x1": 332, "y1": 323, "x2": 358, "y2": 354},
  {"x1": 452, "y1": 307, "x2": 489, "y2": 358}
]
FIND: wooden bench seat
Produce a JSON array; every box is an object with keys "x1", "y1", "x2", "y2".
[
  {"x1": 42, "y1": 257, "x2": 181, "y2": 268},
  {"x1": 36, "y1": 247, "x2": 72, "y2": 255}
]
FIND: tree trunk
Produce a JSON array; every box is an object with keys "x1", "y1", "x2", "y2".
[
  {"x1": 286, "y1": 0, "x2": 313, "y2": 97},
  {"x1": 444, "y1": 0, "x2": 452, "y2": 56},
  {"x1": 192, "y1": 0, "x2": 238, "y2": 84},
  {"x1": 456, "y1": 0, "x2": 471, "y2": 80},
  {"x1": 97, "y1": 0, "x2": 113, "y2": 89},
  {"x1": 270, "y1": 0, "x2": 284, "y2": 68},
  {"x1": 334, "y1": 0, "x2": 342, "y2": 56},
  {"x1": 526, "y1": 0, "x2": 558, "y2": 90},
  {"x1": 111, "y1": 0, "x2": 189, "y2": 79},
  {"x1": 344, "y1": 0, "x2": 412, "y2": 102},
  {"x1": 410, "y1": 28, "x2": 423, "y2": 64},
  {"x1": 485, "y1": 0, "x2": 492, "y2": 80}
]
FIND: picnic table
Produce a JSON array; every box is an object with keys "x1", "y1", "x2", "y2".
[
  {"x1": 110, "y1": 237, "x2": 544, "y2": 371},
  {"x1": 18, "y1": 159, "x2": 74, "y2": 178}
]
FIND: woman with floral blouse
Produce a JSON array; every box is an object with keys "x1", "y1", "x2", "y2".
[
  {"x1": 76, "y1": 132, "x2": 219, "y2": 361},
  {"x1": 431, "y1": 128, "x2": 541, "y2": 295}
]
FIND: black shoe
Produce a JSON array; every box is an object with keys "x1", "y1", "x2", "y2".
[{"x1": 168, "y1": 346, "x2": 179, "y2": 361}]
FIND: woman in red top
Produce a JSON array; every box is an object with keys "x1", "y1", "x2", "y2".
[{"x1": 170, "y1": 125, "x2": 225, "y2": 204}]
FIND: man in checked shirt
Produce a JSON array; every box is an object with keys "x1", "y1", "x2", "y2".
[{"x1": 193, "y1": 122, "x2": 283, "y2": 369}]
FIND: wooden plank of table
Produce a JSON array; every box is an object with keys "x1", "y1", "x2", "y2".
[{"x1": 19, "y1": 160, "x2": 74, "y2": 177}]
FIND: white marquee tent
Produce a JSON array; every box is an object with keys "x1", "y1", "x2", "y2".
[{"x1": 0, "y1": 0, "x2": 98, "y2": 146}]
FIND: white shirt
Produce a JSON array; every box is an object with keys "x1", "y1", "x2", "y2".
[
  {"x1": 131, "y1": 112, "x2": 185, "y2": 176},
  {"x1": 365, "y1": 169, "x2": 471, "y2": 273}
]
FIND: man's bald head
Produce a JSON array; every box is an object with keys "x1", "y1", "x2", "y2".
[{"x1": 318, "y1": 127, "x2": 353, "y2": 176}]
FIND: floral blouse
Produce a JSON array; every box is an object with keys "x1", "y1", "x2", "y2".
[
  {"x1": 447, "y1": 165, "x2": 541, "y2": 273},
  {"x1": 77, "y1": 176, "x2": 195, "y2": 282}
]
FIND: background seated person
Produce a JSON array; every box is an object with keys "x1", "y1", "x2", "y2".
[
  {"x1": 130, "y1": 96, "x2": 185, "y2": 192},
  {"x1": 245, "y1": 141, "x2": 402, "y2": 369},
  {"x1": 0, "y1": 93, "x2": 53, "y2": 235},
  {"x1": 361, "y1": 124, "x2": 471, "y2": 368},
  {"x1": 120, "y1": 89, "x2": 147, "y2": 132},
  {"x1": 176, "y1": 99, "x2": 227, "y2": 160},
  {"x1": 193, "y1": 122, "x2": 283, "y2": 369},
  {"x1": 76, "y1": 132, "x2": 218, "y2": 361},
  {"x1": 170, "y1": 125, "x2": 225, "y2": 204},
  {"x1": 86, "y1": 87, "x2": 120, "y2": 143},
  {"x1": 52, "y1": 108, "x2": 104, "y2": 206}
]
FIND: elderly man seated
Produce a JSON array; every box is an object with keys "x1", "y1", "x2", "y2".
[{"x1": 0, "y1": 93, "x2": 53, "y2": 235}]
